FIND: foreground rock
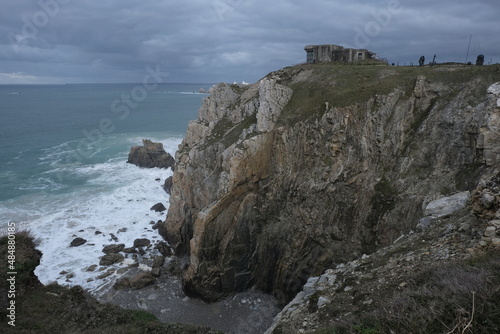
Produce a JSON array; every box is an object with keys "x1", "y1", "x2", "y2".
[
  {"x1": 102, "y1": 243, "x2": 125, "y2": 254},
  {"x1": 99, "y1": 253, "x2": 124, "y2": 266},
  {"x1": 424, "y1": 191, "x2": 470, "y2": 218},
  {"x1": 127, "y1": 139, "x2": 175, "y2": 169},
  {"x1": 113, "y1": 271, "x2": 156, "y2": 290},
  {"x1": 133, "y1": 238, "x2": 151, "y2": 248},
  {"x1": 417, "y1": 191, "x2": 471, "y2": 229},
  {"x1": 161, "y1": 65, "x2": 500, "y2": 305}
]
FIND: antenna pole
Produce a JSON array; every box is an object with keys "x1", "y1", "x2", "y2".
[{"x1": 465, "y1": 34, "x2": 472, "y2": 64}]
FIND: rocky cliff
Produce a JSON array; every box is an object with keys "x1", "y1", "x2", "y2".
[{"x1": 159, "y1": 64, "x2": 500, "y2": 306}]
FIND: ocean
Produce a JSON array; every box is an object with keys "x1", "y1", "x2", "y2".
[{"x1": 0, "y1": 83, "x2": 211, "y2": 291}]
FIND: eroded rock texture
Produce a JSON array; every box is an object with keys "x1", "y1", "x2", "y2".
[{"x1": 160, "y1": 65, "x2": 500, "y2": 305}]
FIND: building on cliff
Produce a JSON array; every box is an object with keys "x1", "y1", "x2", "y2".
[{"x1": 305, "y1": 44, "x2": 377, "y2": 64}]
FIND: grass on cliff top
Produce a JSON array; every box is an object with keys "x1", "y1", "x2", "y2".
[
  {"x1": 276, "y1": 63, "x2": 500, "y2": 125},
  {"x1": 0, "y1": 233, "x2": 220, "y2": 334}
]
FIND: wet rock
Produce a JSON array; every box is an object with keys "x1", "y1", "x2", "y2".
[
  {"x1": 102, "y1": 244, "x2": 125, "y2": 254},
  {"x1": 155, "y1": 241, "x2": 172, "y2": 257},
  {"x1": 123, "y1": 247, "x2": 136, "y2": 253},
  {"x1": 86, "y1": 265, "x2": 98, "y2": 272},
  {"x1": 99, "y1": 253, "x2": 124, "y2": 266},
  {"x1": 113, "y1": 271, "x2": 156, "y2": 290},
  {"x1": 150, "y1": 203, "x2": 166, "y2": 212},
  {"x1": 97, "y1": 268, "x2": 115, "y2": 279},
  {"x1": 70, "y1": 238, "x2": 87, "y2": 247},
  {"x1": 133, "y1": 238, "x2": 151, "y2": 248},
  {"x1": 117, "y1": 267, "x2": 129, "y2": 275},
  {"x1": 127, "y1": 139, "x2": 175, "y2": 169}
]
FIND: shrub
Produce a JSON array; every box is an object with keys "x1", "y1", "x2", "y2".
[{"x1": 376, "y1": 249, "x2": 500, "y2": 333}]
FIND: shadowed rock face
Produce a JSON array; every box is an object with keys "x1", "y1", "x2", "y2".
[
  {"x1": 160, "y1": 65, "x2": 500, "y2": 305},
  {"x1": 127, "y1": 139, "x2": 175, "y2": 169}
]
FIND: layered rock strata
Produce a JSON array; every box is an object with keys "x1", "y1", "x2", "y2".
[{"x1": 160, "y1": 65, "x2": 500, "y2": 305}]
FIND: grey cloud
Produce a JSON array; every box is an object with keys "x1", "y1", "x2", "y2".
[{"x1": 0, "y1": 0, "x2": 499, "y2": 84}]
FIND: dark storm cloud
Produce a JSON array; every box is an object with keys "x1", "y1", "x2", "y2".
[{"x1": 0, "y1": 0, "x2": 499, "y2": 83}]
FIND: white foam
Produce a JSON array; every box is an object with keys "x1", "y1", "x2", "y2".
[{"x1": 0, "y1": 136, "x2": 182, "y2": 293}]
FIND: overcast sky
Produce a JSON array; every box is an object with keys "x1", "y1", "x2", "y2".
[{"x1": 0, "y1": 0, "x2": 499, "y2": 84}]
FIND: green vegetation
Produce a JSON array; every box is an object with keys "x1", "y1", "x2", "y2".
[
  {"x1": 204, "y1": 113, "x2": 257, "y2": 149},
  {"x1": 314, "y1": 249, "x2": 500, "y2": 334},
  {"x1": 277, "y1": 63, "x2": 500, "y2": 125},
  {"x1": 0, "y1": 232, "x2": 220, "y2": 334}
]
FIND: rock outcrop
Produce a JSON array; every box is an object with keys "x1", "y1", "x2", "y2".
[
  {"x1": 265, "y1": 204, "x2": 500, "y2": 333},
  {"x1": 127, "y1": 139, "x2": 175, "y2": 169},
  {"x1": 160, "y1": 65, "x2": 500, "y2": 305}
]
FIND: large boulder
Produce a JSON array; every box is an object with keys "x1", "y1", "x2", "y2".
[
  {"x1": 423, "y1": 191, "x2": 471, "y2": 219},
  {"x1": 127, "y1": 139, "x2": 175, "y2": 169},
  {"x1": 113, "y1": 271, "x2": 156, "y2": 290},
  {"x1": 133, "y1": 238, "x2": 151, "y2": 248},
  {"x1": 99, "y1": 253, "x2": 124, "y2": 266},
  {"x1": 102, "y1": 244, "x2": 125, "y2": 254}
]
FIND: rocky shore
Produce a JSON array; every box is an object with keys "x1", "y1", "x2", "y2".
[{"x1": 81, "y1": 139, "x2": 280, "y2": 334}]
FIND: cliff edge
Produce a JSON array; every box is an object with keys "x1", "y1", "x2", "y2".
[{"x1": 159, "y1": 64, "x2": 500, "y2": 306}]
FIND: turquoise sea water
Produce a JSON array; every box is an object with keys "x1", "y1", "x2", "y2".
[
  {"x1": 0, "y1": 83, "x2": 211, "y2": 289},
  {"x1": 0, "y1": 83, "x2": 210, "y2": 201}
]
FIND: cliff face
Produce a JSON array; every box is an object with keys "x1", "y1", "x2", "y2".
[{"x1": 160, "y1": 64, "x2": 500, "y2": 305}]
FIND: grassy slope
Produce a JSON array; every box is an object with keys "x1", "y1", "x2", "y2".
[
  {"x1": 276, "y1": 63, "x2": 500, "y2": 125},
  {"x1": 313, "y1": 249, "x2": 500, "y2": 334}
]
